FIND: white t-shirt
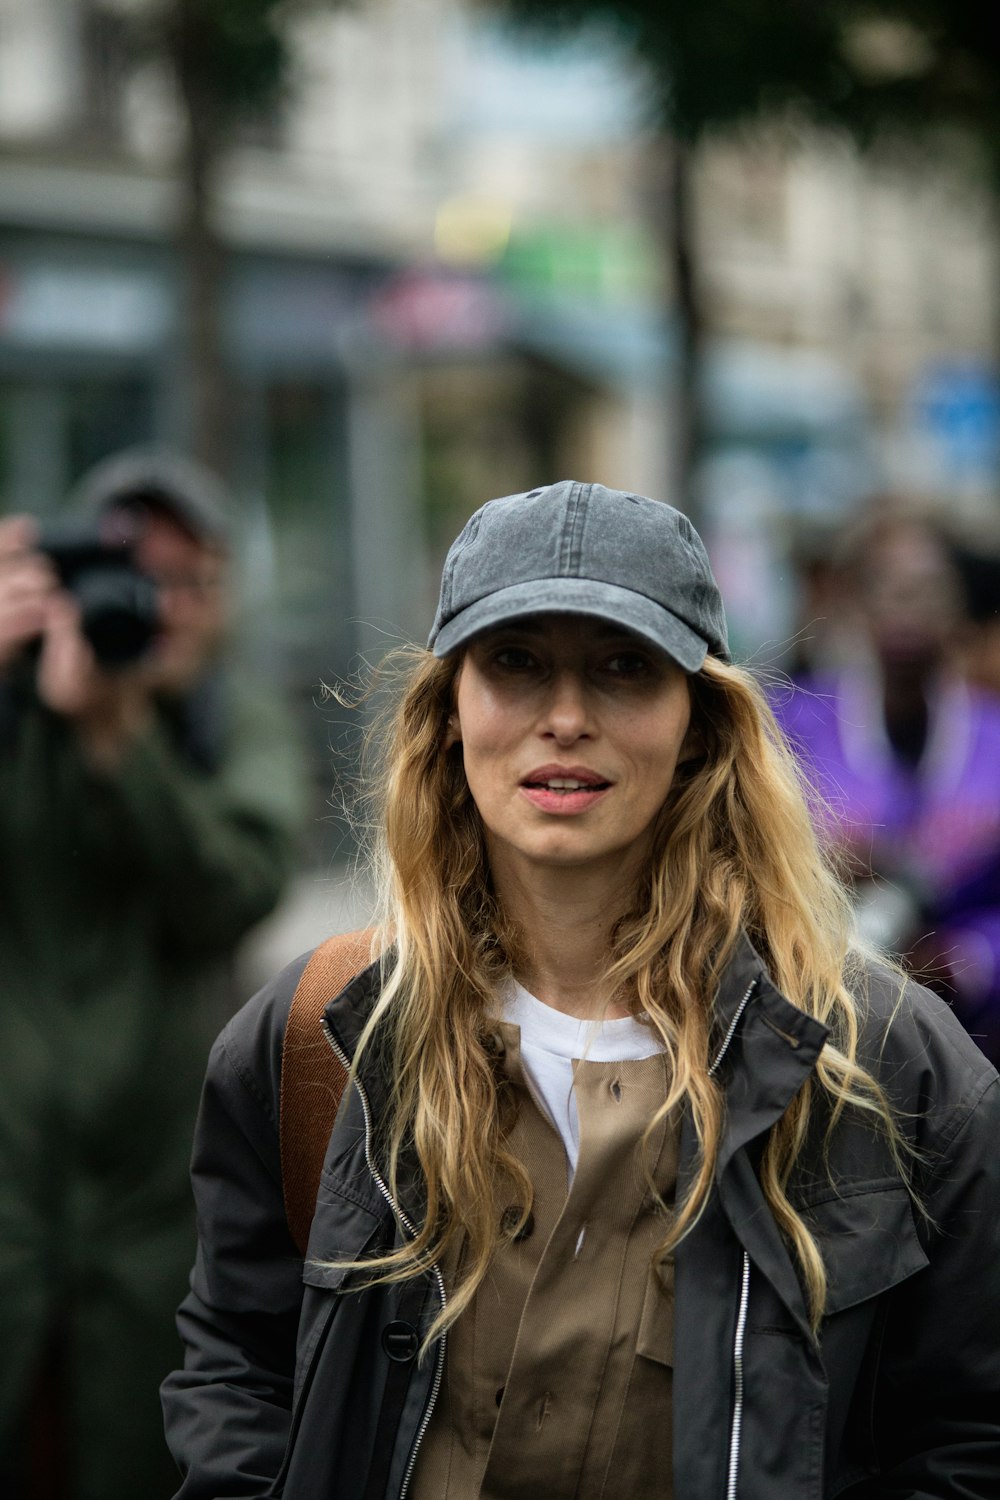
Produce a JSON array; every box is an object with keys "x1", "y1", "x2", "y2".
[{"x1": 501, "y1": 980, "x2": 665, "y2": 1177}]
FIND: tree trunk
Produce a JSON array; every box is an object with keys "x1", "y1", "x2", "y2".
[
  {"x1": 171, "y1": 2, "x2": 232, "y2": 480},
  {"x1": 646, "y1": 134, "x2": 705, "y2": 518},
  {"x1": 668, "y1": 135, "x2": 704, "y2": 519}
]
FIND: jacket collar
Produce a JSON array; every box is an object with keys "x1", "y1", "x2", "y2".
[
  {"x1": 324, "y1": 931, "x2": 832, "y2": 1142},
  {"x1": 693, "y1": 931, "x2": 831, "y2": 1336},
  {"x1": 322, "y1": 956, "x2": 436, "y2": 1232},
  {"x1": 326, "y1": 928, "x2": 828, "y2": 1059},
  {"x1": 710, "y1": 931, "x2": 829, "y2": 1168},
  {"x1": 322, "y1": 956, "x2": 384, "y2": 1064}
]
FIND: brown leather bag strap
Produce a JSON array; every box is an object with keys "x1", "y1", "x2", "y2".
[{"x1": 279, "y1": 928, "x2": 377, "y2": 1256}]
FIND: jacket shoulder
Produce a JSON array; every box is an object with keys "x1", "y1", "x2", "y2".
[
  {"x1": 215, "y1": 931, "x2": 381, "y2": 1122},
  {"x1": 849, "y1": 954, "x2": 998, "y2": 1140},
  {"x1": 213, "y1": 949, "x2": 314, "y2": 1127}
]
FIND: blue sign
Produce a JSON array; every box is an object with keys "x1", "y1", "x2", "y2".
[{"x1": 912, "y1": 361, "x2": 1000, "y2": 482}]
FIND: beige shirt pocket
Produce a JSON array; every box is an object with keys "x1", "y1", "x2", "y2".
[{"x1": 637, "y1": 1257, "x2": 675, "y2": 1368}]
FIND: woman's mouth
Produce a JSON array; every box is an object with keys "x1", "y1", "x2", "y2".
[{"x1": 519, "y1": 767, "x2": 613, "y2": 814}]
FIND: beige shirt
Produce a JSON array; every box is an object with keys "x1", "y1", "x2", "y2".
[{"x1": 411, "y1": 1020, "x2": 679, "y2": 1500}]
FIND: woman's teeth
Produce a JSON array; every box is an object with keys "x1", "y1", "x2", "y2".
[{"x1": 530, "y1": 779, "x2": 607, "y2": 791}]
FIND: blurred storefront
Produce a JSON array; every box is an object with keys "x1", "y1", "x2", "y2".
[
  {"x1": 0, "y1": 227, "x2": 379, "y2": 710},
  {"x1": 2, "y1": 0, "x2": 998, "y2": 726}
]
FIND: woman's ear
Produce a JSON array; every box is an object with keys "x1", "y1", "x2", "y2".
[
  {"x1": 677, "y1": 718, "x2": 704, "y2": 766},
  {"x1": 443, "y1": 710, "x2": 462, "y2": 751},
  {"x1": 443, "y1": 656, "x2": 464, "y2": 750}
]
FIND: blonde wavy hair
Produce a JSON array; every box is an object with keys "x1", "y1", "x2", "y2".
[{"x1": 340, "y1": 647, "x2": 902, "y2": 1339}]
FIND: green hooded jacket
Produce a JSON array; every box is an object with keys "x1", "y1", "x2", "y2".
[{"x1": 0, "y1": 665, "x2": 306, "y2": 1498}]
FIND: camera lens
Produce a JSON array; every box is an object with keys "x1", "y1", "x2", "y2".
[
  {"x1": 36, "y1": 523, "x2": 161, "y2": 669},
  {"x1": 73, "y1": 568, "x2": 160, "y2": 667}
]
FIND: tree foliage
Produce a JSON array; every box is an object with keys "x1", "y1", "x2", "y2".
[
  {"x1": 114, "y1": 0, "x2": 347, "y2": 474},
  {"x1": 497, "y1": 0, "x2": 1000, "y2": 169},
  {"x1": 833, "y1": 2, "x2": 1000, "y2": 176},
  {"x1": 132, "y1": 0, "x2": 296, "y2": 125},
  {"x1": 493, "y1": 0, "x2": 1000, "y2": 502}
]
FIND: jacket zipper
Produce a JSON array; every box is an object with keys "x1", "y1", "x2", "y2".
[
  {"x1": 726, "y1": 1251, "x2": 751, "y2": 1500},
  {"x1": 708, "y1": 977, "x2": 757, "y2": 1500},
  {"x1": 707, "y1": 978, "x2": 757, "y2": 1082},
  {"x1": 320, "y1": 1019, "x2": 447, "y2": 1500}
]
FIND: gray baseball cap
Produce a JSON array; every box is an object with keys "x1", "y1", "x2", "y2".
[
  {"x1": 428, "y1": 480, "x2": 728, "y2": 671},
  {"x1": 70, "y1": 445, "x2": 231, "y2": 549}
]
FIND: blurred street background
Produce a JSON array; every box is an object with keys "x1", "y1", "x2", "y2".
[
  {"x1": 2, "y1": 0, "x2": 999, "y2": 973},
  {"x1": 4, "y1": 7, "x2": 1000, "y2": 1493}
]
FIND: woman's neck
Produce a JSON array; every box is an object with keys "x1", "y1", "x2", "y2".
[{"x1": 490, "y1": 852, "x2": 634, "y2": 1019}]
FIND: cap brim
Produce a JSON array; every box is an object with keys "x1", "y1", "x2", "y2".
[{"x1": 429, "y1": 577, "x2": 710, "y2": 672}]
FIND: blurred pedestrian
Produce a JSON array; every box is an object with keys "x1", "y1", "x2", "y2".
[
  {"x1": 0, "y1": 448, "x2": 306, "y2": 1500},
  {"x1": 783, "y1": 517, "x2": 856, "y2": 680},
  {"x1": 163, "y1": 481, "x2": 998, "y2": 1499},
  {"x1": 952, "y1": 539, "x2": 1000, "y2": 697},
  {"x1": 775, "y1": 503, "x2": 1000, "y2": 1065}
]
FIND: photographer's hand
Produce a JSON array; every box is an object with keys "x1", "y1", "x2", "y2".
[
  {"x1": 0, "y1": 517, "x2": 153, "y2": 767},
  {"x1": 0, "y1": 516, "x2": 57, "y2": 671},
  {"x1": 36, "y1": 597, "x2": 154, "y2": 770}
]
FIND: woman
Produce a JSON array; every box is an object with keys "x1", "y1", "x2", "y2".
[{"x1": 163, "y1": 481, "x2": 1000, "y2": 1499}]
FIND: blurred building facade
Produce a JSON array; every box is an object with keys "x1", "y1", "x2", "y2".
[
  {"x1": 1, "y1": 0, "x2": 998, "y2": 694},
  {"x1": 0, "y1": 0, "x2": 664, "y2": 680},
  {"x1": 697, "y1": 126, "x2": 1000, "y2": 498},
  {"x1": 692, "y1": 125, "x2": 1000, "y2": 654}
]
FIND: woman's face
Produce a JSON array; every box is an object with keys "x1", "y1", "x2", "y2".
[
  {"x1": 448, "y1": 614, "x2": 693, "y2": 888},
  {"x1": 860, "y1": 522, "x2": 961, "y2": 671}
]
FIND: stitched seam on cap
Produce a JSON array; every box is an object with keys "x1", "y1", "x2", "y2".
[
  {"x1": 439, "y1": 555, "x2": 454, "y2": 619},
  {"x1": 442, "y1": 510, "x2": 483, "y2": 617},
  {"x1": 559, "y1": 481, "x2": 588, "y2": 577}
]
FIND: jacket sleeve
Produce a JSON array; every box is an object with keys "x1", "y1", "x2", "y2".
[
  {"x1": 162, "y1": 966, "x2": 307, "y2": 1497},
  {"x1": 856, "y1": 1064, "x2": 1000, "y2": 1498},
  {"x1": 89, "y1": 678, "x2": 306, "y2": 958}
]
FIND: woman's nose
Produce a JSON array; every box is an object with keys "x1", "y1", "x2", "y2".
[{"x1": 542, "y1": 670, "x2": 592, "y2": 742}]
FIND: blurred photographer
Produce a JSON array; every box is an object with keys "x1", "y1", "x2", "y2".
[{"x1": 0, "y1": 449, "x2": 306, "y2": 1500}]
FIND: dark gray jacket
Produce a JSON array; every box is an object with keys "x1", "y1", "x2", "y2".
[{"x1": 162, "y1": 937, "x2": 1000, "y2": 1499}]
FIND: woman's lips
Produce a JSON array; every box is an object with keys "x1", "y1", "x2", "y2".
[{"x1": 519, "y1": 764, "x2": 613, "y2": 815}]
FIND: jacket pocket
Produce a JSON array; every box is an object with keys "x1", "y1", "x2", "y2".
[
  {"x1": 636, "y1": 1257, "x2": 675, "y2": 1367},
  {"x1": 294, "y1": 1218, "x2": 381, "y2": 1406},
  {"x1": 805, "y1": 1183, "x2": 928, "y2": 1316},
  {"x1": 303, "y1": 1183, "x2": 386, "y2": 1290}
]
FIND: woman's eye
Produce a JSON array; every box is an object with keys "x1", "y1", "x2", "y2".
[
  {"x1": 604, "y1": 652, "x2": 650, "y2": 677},
  {"x1": 493, "y1": 646, "x2": 537, "y2": 671}
]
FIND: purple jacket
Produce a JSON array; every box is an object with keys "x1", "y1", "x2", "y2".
[{"x1": 774, "y1": 668, "x2": 1000, "y2": 1063}]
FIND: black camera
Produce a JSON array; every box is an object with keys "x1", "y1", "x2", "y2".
[{"x1": 37, "y1": 520, "x2": 161, "y2": 668}]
